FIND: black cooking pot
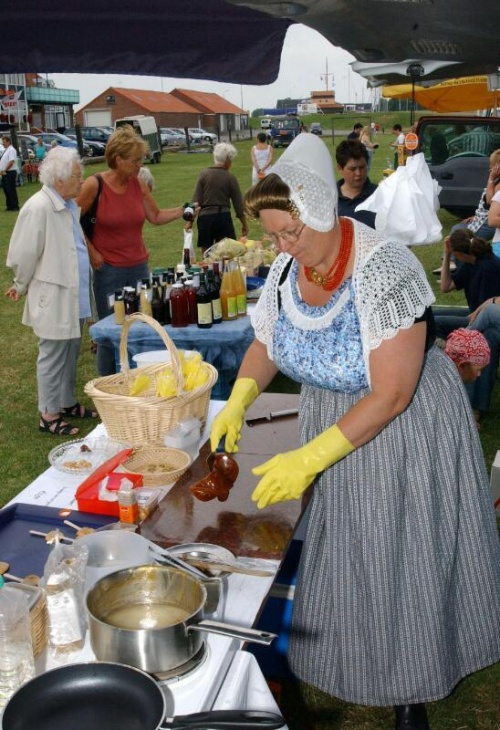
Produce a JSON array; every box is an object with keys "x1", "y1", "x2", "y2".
[{"x1": 1, "y1": 662, "x2": 285, "y2": 730}]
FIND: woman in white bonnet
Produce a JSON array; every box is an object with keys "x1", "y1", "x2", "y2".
[{"x1": 210, "y1": 133, "x2": 500, "y2": 729}]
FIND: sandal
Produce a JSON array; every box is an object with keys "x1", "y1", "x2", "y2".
[
  {"x1": 61, "y1": 403, "x2": 97, "y2": 419},
  {"x1": 39, "y1": 416, "x2": 79, "y2": 436}
]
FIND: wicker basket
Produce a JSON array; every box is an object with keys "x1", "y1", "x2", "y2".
[
  {"x1": 124, "y1": 446, "x2": 191, "y2": 487},
  {"x1": 84, "y1": 313, "x2": 218, "y2": 446}
]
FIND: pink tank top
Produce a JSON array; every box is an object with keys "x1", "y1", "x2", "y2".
[{"x1": 92, "y1": 176, "x2": 148, "y2": 267}]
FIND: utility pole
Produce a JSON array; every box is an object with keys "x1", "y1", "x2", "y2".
[{"x1": 320, "y1": 58, "x2": 335, "y2": 93}]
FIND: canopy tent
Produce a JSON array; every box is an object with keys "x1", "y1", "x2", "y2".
[
  {"x1": 382, "y1": 76, "x2": 500, "y2": 113},
  {"x1": 0, "y1": 0, "x2": 293, "y2": 85},
  {"x1": 1, "y1": 0, "x2": 499, "y2": 86}
]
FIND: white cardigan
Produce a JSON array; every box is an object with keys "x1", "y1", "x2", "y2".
[{"x1": 6, "y1": 185, "x2": 89, "y2": 340}]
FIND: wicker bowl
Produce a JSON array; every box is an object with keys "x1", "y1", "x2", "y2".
[{"x1": 123, "y1": 446, "x2": 191, "y2": 487}]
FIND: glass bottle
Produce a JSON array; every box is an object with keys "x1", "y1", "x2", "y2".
[
  {"x1": 0, "y1": 586, "x2": 36, "y2": 711},
  {"x1": 113, "y1": 289, "x2": 125, "y2": 325},
  {"x1": 212, "y1": 261, "x2": 222, "y2": 291},
  {"x1": 123, "y1": 286, "x2": 137, "y2": 316},
  {"x1": 139, "y1": 278, "x2": 152, "y2": 317},
  {"x1": 163, "y1": 272, "x2": 175, "y2": 325},
  {"x1": 185, "y1": 280, "x2": 198, "y2": 325},
  {"x1": 207, "y1": 268, "x2": 222, "y2": 324},
  {"x1": 170, "y1": 282, "x2": 189, "y2": 327},
  {"x1": 151, "y1": 277, "x2": 164, "y2": 324},
  {"x1": 234, "y1": 260, "x2": 247, "y2": 317},
  {"x1": 196, "y1": 273, "x2": 213, "y2": 328},
  {"x1": 220, "y1": 259, "x2": 237, "y2": 321}
]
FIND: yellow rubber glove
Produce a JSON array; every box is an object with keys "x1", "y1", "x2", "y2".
[
  {"x1": 210, "y1": 377, "x2": 259, "y2": 452},
  {"x1": 251, "y1": 424, "x2": 354, "y2": 509}
]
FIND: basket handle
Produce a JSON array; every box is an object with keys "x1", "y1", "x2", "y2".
[{"x1": 119, "y1": 312, "x2": 185, "y2": 392}]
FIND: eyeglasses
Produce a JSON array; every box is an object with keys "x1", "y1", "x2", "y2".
[
  {"x1": 264, "y1": 222, "x2": 306, "y2": 246},
  {"x1": 70, "y1": 173, "x2": 84, "y2": 180}
]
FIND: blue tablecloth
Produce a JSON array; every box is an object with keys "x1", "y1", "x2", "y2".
[{"x1": 89, "y1": 314, "x2": 255, "y2": 399}]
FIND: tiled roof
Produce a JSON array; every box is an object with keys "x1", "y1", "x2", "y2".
[
  {"x1": 171, "y1": 88, "x2": 245, "y2": 114},
  {"x1": 111, "y1": 88, "x2": 196, "y2": 112},
  {"x1": 79, "y1": 87, "x2": 245, "y2": 115}
]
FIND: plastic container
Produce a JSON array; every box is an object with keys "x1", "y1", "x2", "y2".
[
  {"x1": 132, "y1": 349, "x2": 198, "y2": 369},
  {"x1": 163, "y1": 417, "x2": 201, "y2": 463},
  {"x1": 0, "y1": 584, "x2": 36, "y2": 710}
]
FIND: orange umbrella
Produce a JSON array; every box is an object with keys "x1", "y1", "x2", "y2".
[{"x1": 382, "y1": 76, "x2": 499, "y2": 113}]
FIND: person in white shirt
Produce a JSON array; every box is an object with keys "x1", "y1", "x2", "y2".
[
  {"x1": 0, "y1": 135, "x2": 19, "y2": 210},
  {"x1": 390, "y1": 123, "x2": 406, "y2": 170}
]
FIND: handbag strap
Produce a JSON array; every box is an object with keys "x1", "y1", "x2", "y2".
[{"x1": 88, "y1": 173, "x2": 103, "y2": 223}]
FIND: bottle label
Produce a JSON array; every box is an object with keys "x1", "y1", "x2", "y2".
[
  {"x1": 212, "y1": 298, "x2": 223, "y2": 321},
  {"x1": 237, "y1": 293, "x2": 247, "y2": 316},
  {"x1": 197, "y1": 301, "x2": 213, "y2": 325},
  {"x1": 227, "y1": 295, "x2": 237, "y2": 319}
]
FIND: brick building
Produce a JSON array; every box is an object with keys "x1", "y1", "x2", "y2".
[{"x1": 75, "y1": 87, "x2": 247, "y2": 133}]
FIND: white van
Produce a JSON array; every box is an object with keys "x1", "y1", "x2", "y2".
[
  {"x1": 114, "y1": 115, "x2": 162, "y2": 164},
  {"x1": 260, "y1": 118, "x2": 273, "y2": 130}
]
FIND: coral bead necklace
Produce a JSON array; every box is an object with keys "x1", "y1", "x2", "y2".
[{"x1": 304, "y1": 217, "x2": 353, "y2": 291}]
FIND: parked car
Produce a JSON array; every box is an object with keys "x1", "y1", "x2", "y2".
[
  {"x1": 65, "y1": 126, "x2": 113, "y2": 146},
  {"x1": 159, "y1": 127, "x2": 185, "y2": 146},
  {"x1": 64, "y1": 133, "x2": 105, "y2": 157},
  {"x1": 309, "y1": 123, "x2": 323, "y2": 136},
  {"x1": 416, "y1": 114, "x2": 500, "y2": 216},
  {"x1": 188, "y1": 127, "x2": 217, "y2": 143}
]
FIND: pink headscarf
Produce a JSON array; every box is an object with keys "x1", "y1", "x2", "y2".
[{"x1": 444, "y1": 328, "x2": 490, "y2": 366}]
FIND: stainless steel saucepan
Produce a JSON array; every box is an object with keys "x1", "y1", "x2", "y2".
[{"x1": 86, "y1": 565, "x2": 275, "y2": 674}]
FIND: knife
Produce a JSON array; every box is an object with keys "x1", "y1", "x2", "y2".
[{"x1": 245, "y1": 409, "x2": 298, "y2": 427}]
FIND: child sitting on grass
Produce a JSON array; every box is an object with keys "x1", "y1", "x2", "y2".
[{"x1": 444, "y1": 328, "x2": 491, "y2": 427}]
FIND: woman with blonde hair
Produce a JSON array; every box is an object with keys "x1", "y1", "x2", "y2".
[
  {"x1": 359, "y1": 125, "x2": 378, "y2": 171},
  {"x1": 77, "y1": 125, "x2": 185, "y2": 375}
]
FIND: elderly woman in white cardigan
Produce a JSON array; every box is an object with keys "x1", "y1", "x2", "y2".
[{"x1": 5, "y1": 146, "x2": 96, "y2": 435}]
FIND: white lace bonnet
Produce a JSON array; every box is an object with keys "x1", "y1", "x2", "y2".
[{"x1": 270, "y1": 133, "x2": 338, "y2": 232}]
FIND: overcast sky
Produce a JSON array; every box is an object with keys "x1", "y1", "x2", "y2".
[{"x1": 50, "y1": 24, "x2": 376, "y2": 114}]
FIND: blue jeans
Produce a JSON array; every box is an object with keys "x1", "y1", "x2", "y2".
[
  {"x1": 93, "y1": 261, "x2": 149, "y2": 375},
  {"x1": 468, "y1": 304, "x2": 500, "y2": 413}
]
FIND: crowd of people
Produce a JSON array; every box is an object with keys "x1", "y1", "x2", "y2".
[{"x1": 3, "y1": 127, "x2": 500, "y2": 730}]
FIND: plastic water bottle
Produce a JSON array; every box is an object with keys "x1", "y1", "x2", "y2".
[{"x1": 0, "y1": 584, "x2": 36, "y2": 710}]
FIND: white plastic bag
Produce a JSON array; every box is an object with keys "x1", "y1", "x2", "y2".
[
  {"x1": 356, "y1": 152, "x2": 442, "y2": 246},
  {"x1": 183, "y1": 228, "x2": 195, "y2": 258}
]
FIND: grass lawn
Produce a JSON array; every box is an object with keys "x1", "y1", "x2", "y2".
[{"x1": 0, "y1": 121, "x2": 498, "y2": 728}]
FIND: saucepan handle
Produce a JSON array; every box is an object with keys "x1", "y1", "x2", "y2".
[
  {"x1": 162, "y1": 709, "x2": 286, "y2": 729},
  {"x1": 187, "y1": 618, "x2": 276, "y2": 645}
]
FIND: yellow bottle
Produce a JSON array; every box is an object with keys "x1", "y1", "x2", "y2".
[
  {"x1": 220, "y1": 259, "x2": 237, "y2": 321},
  {"x1": 234, "y1": 261, "x2": 247, "y2": 317}
]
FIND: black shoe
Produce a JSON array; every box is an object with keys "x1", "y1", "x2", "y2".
[{"x1": 394, "y1": 704, "x2": 429, "y2": 730}]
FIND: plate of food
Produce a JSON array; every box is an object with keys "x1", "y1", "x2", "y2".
[{"x1": 48, "y1": 436, "x2": 130, "y2": 475}]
